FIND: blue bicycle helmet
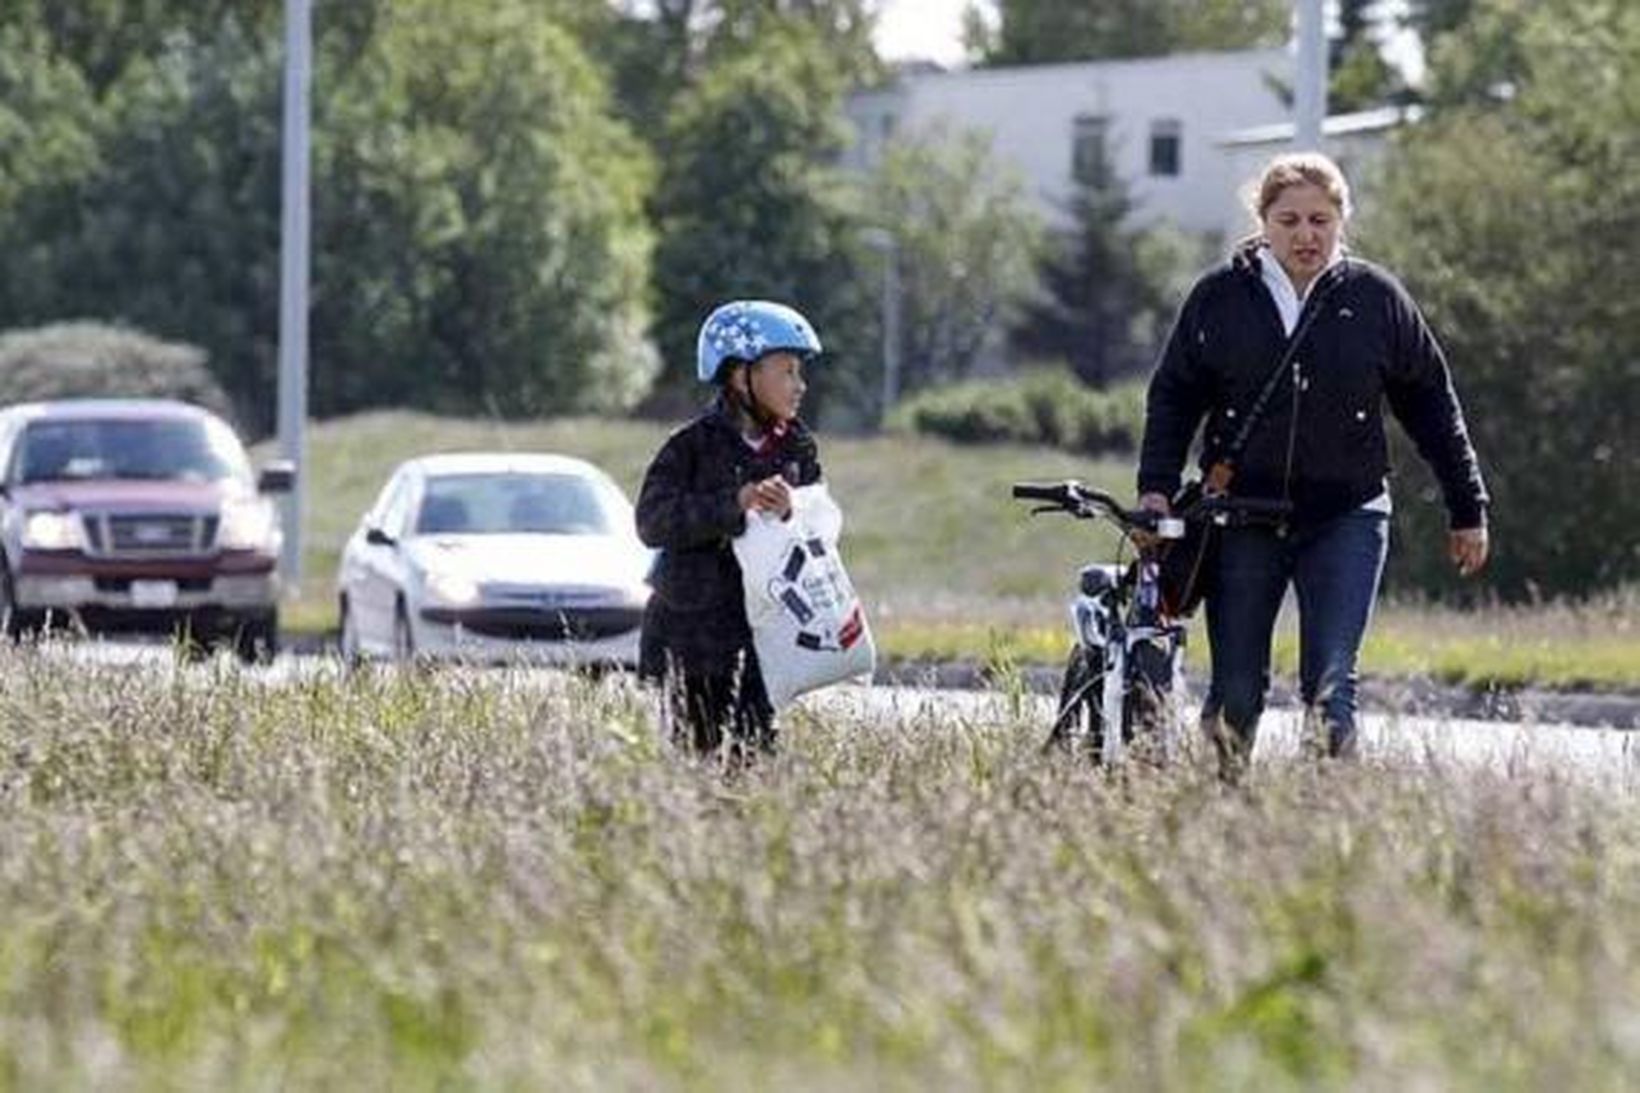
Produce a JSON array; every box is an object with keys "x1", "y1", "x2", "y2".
[{"x1": 695, "y1": 300, "x2": 822, "y2": 383}]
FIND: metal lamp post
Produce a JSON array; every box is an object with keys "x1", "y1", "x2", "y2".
[
  {"x1": 276, "y1": 0, "x2": 312, "y2": 584},
  {"x1": 1295, "y1": 0, "x2": 1328, "y2": 151},
  {"x1": 860, "y1": 227, "x2": 902, "y2": 423}
]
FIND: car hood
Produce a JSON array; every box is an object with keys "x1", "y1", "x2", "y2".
[
  {"x1": 9, "y1": 479, "x2": 249, "y2": 511},
  {"x1": 407, "y1": 533, "x2": 652, "y2": 590}
]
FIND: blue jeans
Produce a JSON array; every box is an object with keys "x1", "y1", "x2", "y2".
[{"x1": 1202, "y1": 509, "x2": 1389, "y2": 757}]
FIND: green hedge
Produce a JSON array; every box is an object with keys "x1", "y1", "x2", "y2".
[
  {"x1": 0, "y1": 321, "x2": 233, "y2": 420},
  {"x1": 887, "y1": 370, "x2": 1147, "y2": 456}
]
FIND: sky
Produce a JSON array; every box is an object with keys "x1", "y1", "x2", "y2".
[
  {"x1": 871, "y1": 1, "x2": 1425, "y2": 83},
  {"x1": 874, "y1": 0, "x2": 974, "y2": 67}
]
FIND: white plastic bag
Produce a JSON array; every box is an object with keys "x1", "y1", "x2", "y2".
[{"x1": 733, "y1": 483, "x2": 876, "y2": 710}]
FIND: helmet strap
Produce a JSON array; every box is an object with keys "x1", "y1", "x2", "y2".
[{"x1": 728, "y1": 359, "x2": 779, "y2": 431}]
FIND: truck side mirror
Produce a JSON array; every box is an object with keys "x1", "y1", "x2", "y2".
[{"x1": 257, "y1": 461, "x2": 296, "y2": 494}]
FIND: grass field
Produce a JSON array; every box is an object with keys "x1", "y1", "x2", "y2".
[
  {"x1": 3, "y1": 654, "x2": 1640, "y2": 1087},
  {"x1": 262, "y1": 411, "x2": 1640, "y2": 690}
]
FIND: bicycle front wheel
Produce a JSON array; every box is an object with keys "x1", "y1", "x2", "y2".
[{"x1": 1045, "y1": 646, "x2": 1107, "y2": 758}]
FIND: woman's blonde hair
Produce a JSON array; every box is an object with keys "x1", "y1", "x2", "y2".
[{"x1": 1243, "y1": 151, "x2": 1353, "y2": 224}]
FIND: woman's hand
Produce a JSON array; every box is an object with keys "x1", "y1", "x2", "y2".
[
  {"x1": 738, "y1": 476, "x2": 794, "y2": 519},
  {"x1": 1133, "y1": 492, "x2": 1173, "y2": 549},
  {"x1": 1449, "y1": 526, "x2": 1490, "y2": 577}
]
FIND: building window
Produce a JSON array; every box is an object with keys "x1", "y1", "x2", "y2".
[
  {"x1": 1071, "y1": 114, "x2": 1109, "y2": 185},
  {"x1": 1149, "y1": 119, "x2": 1182, "y2": 177}
]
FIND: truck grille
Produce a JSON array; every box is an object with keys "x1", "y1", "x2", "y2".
[{"x1": 85, "y1": 513, "x2": 217, "y2": 557}]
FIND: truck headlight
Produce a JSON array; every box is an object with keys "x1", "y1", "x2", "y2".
[
  {"x1": 219, "y1": 500, "x2": 279, "y2": 552},
  {"x1": 21, "y1": 511, "x2": 85, "y2": 551},
  {"x1": 424, "y1": 569, "x2": 480, "y2": 607}
]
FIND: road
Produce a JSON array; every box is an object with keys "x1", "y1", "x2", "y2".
[{"x1": 802, "y1": 683, "x2": 1640, "y2": 786}]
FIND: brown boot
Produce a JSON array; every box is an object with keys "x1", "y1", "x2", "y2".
[
  {"x1": 1304, "y1": 705, "x2": 1360, "y2": 761},
  {"x1": 1202, "y1": 710, "x2": 1254, "y2": 784}
]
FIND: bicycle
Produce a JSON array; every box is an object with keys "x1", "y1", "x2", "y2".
[{"x1": 1010, "y1": 480, "x2": 1290, "y2": 765}]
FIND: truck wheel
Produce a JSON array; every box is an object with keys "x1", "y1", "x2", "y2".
[{"x1": 233, "y1": 612, "x2": 279, "y2": 665}]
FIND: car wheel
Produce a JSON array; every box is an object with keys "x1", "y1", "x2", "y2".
[
  {"x1": 392, "y1": 600, "x2": 416, "y2": 663},
  {"x1": 338, "y1": 597, "x2": 364, "y2": 668},
  {"x1": 0, "y1": 562, "x2": 19, "y2": 641}
]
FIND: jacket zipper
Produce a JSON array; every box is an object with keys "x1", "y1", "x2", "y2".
[
  {"x1": 1278, "y1": 277, "x2": 1329, "y2": 525},
  {"x1": 1280, "y1": 356, "x2": 1302, "y2": 530}
]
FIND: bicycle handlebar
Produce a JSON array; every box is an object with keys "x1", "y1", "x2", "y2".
[
  {"x1": 1011, "y1": 479, "x2": 1293, "y2": 533},
  {"x1": 1011, "y1": 480, "x2": 1166, "y2": 533}
]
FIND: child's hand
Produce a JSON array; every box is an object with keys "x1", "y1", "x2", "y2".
[{"x1": 739, "y1": 477, "x2": 794, "y2": 519}]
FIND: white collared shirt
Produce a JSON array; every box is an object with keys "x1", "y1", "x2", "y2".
[{"x1": 1259, "y1": 245, "x2": 1342, "y2": 336}]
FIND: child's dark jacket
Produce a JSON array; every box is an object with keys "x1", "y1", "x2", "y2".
[{"x1": 635, "y1": 398, "x2": 822, "y2": 675}]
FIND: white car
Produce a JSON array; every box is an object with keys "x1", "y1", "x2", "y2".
[{"x1": 337, "y1": 453, "x2": 652, "y2": 666}]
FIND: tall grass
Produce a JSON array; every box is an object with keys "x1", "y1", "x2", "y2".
[{"x1": 3, "y1": 653, "x2": 1640, "y2": 1088}]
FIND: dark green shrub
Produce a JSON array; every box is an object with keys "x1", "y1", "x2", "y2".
[
  {"x1": 0, "y1": 321, "x2": 234, "y2": 419},
  {"x1": 888, "y1": 370, "x2": 1147, "y2": 456}
]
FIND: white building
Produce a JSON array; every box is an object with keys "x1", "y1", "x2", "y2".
[{"x1": 844, "y1": 48, "x2": 1293, "y2": 242}]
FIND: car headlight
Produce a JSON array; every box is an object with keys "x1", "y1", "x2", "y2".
[
  {"x1": 218, "y1": 499, "x2": 280, "y2": 552},
  {"x1": 423, "y1": 569, "x2": 481, "y2": 607},
  {"x1": 21, "y1": 511, "x2": 85, "y2": 551}
]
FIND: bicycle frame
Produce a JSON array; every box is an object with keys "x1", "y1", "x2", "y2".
[
  {"x1": 1064, "y1": 556, "x2": 1187, "y2": 764},
  {"x1": 1012, "y1": 480, "x2": 1187, "y2": 764}
]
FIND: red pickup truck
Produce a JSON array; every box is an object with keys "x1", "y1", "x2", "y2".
[{"x1": 0, "y1": 399, "x2": 293, "y2": 659}]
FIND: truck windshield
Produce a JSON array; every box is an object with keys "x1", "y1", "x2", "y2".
[{"x1": 16, "y1": 418, "x2": 251, "y2": 485}]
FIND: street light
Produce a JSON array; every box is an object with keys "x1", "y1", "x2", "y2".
[
  {"x1": 276, "y1": 0, "x2": 312, "y2": 584},
  {"x1": 860, "y1": 227, "x2": 902, "y2": 422}
]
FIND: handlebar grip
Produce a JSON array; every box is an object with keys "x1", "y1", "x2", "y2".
[{"x1": 1012, "y1": 482, "x2": 1071, "y2": 503}]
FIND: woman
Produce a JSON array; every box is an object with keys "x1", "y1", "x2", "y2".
[
  {"x1": 1138, "y1": 152, "x2": 1489, "y2": 775},
  {"x1": 635, "y1": 299, "x2": 824, "y2": 761}
]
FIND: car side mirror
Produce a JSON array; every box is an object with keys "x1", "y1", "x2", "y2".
[
  {"x1": 257, "y1": 460, "x2": 296, "y2": 494},
  {"x1": 365, "y1": 526, "x2": 397, "y2": 548}
]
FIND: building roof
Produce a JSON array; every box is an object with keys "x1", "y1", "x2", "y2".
[{"x1": 1218, "y1": 105, "x2": 1423, "y2": 148}]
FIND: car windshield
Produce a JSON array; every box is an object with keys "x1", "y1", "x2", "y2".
[
  {"x1": 414, "y1": 472, "x2": 616, "y2": 536},
  {"x1": 15, "y1": 417, "x2": 251, "y2": 485}
]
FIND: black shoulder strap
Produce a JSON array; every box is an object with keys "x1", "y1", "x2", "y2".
[{"x1": 1220, "y1": 267, "x2": 1341, "y2": 465}]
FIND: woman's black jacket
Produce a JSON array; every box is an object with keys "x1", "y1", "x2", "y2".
[
  {"x1": 1138, "y1": 251, "x2": 1489, "y2": 530},
  {"x1": 635, "y1": 398, "x2": 822, "y2": 676}
]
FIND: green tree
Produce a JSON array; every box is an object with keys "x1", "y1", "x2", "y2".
[
  {"x1": 648, "y1": 28, "x2": 871, "y2": 419},
  {"x1": 861, "y1": 126, "x2": 1043, "y2": 406},
  {"x1": 964, "y1": 0, "x2": 1289, "y2": 65},
  {"x1": 324, "y1": 0, "x2": 658, "y2": 421},
  {"x1": 0, "y1": 2, "x2": 656, "y2": 433},
  {"x1": 0, "y1": 26, "x2": 101, "y2": 237},
  {"x1": 0, "y1": 21, "x2": 284, "y2": 421},
  {"x1": 591, "y1": 0, "x2": 881, "y2": 142},
  {"x1": 1360, "y1": 0, "x2": 1639, "y2": 599},
  {"x1": 1330, "y1": 0, "x2": 1406, "y2": 111},
  {"x1": 1011, "y1": 162, "x2": 1190, "y2": 388},
  {"x1": 1403, "y1": 0, "x2": 1479, "y2": 53}
]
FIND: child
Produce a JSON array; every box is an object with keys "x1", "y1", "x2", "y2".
[{"x1": 635, "y1": 300, "x2": 824, "y2": 759}]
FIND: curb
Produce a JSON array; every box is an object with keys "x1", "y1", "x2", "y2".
[{"x1": 874, "y1": 660, "x2": 1640, "y2": 732}]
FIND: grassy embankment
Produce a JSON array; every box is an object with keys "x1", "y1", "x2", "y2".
[
  {"x1": 265, "y1": 411, "x2": 1639, "y2": 691},
  {"x1": 2, "y1": 655, "x2": 1639, "y2": 1087}
]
